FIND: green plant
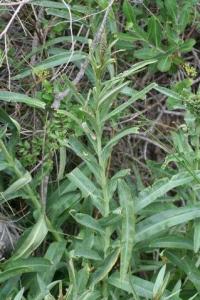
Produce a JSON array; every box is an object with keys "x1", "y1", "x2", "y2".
[
  {"x1": 1, "y1": 0, "x2": 200, "y2": 299},
  {"x1": 121, "y1": 0, "x2": 198, "y2": 72}
]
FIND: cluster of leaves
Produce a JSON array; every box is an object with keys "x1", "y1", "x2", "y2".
[
  {"x1": 121, "y1": 0, "x2": 198, "y2": 72},
  {"x1": 17, "y1": 109, "x2": 83, "y2": 168},
  {"x1": 0, "y1": 0, "x2": 200, "y2": 299}
]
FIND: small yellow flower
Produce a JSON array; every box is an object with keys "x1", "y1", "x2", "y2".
[
  {"x1": 183, "y1": 63, "x2": 197, "y2": 78},
  {"x1": 33, "y1": 69, "x2": 50, "y2": 80}
]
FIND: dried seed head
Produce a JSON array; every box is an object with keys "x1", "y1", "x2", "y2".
[{"x1": 99, "y1": 29, "x2": 107, "y2": 61}]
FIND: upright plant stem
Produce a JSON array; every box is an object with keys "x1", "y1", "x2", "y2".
[
  {"x1": 195, "y1": 123, "x2": 200, "y2": 171},
  {"x1": 96, "y1": 110, "x2": 110, "y2": 299}
]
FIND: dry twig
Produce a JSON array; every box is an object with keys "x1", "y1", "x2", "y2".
[
  {"x1": 51, "y1": 0, "x2": 115, "y2": 109},
  {"x1": 0, "y1": 0, "x2": 31, "y2": 40}
]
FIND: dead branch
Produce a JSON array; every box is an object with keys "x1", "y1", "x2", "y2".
[
  {"x1": 0, "y1": 0, "x2": 31, "y2": 40},
  {"x1": 51, "y1": 0, "x2": 115, "y2": 110}
]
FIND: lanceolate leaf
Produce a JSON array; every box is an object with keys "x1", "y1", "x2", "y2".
[
  {"x1": 0, "y1": 172, "x2": 32, "y2": 204},
  {"x1": 67, "y1": 137, "x2": 101, "y2": 181},
  {"x1": 165, "y1": 0, "x2": 177, "y2": 22},
  {"x1": 166, "y1": 251, "x2": 200, "y2": 291},
  {"x1": 71, "y1": 212, "x2": 104, "y2": 234},
  {"x1": 0, "y1": 107, "x2": 20, "y2": 134},
  {"x1": 194, "y1": 219, "x2": 200, "y2": 253},
  {"x1": 108, "y1": 272, "x2": 182, "y2": 299},
  {"x1": 154, "y1": 86, "x2": 182, "y2": 101},
  {"x1": 153, "y1": 265, "x2": 167, "y2": 298},
  {"x1": 0, "y1": 91, "x2": 45, "y2": 109},
  {"x1": 118, "y1": 179, "x2": 135, "y2": 281},
  {"x1": 78, "y1": 290, "x2": 101, "y2": 300},
  {"x1": 148, "y1": 235, "x2": 193, "y2": 250},
  {"x1": 67, "y1": 167, "x2": 103, "y2": 213},
  {"x1": 12, "y1": 215, "x2": 48, "y2": 260},
  {"x1": 32, "y1": 0, "x2": 66, "y2": 8},
  {"x1": 147, "y1": 16, "x2": 162, "y2": 47},
  {"x1": 98, "y1": 81, "x2": 129, "y2": 107},
  {"x1": 13, "y1": 288, "x2": 24, "y2": 300},
  {"x1": 42, "y1": 241, "x2": 66, "y2": 283},
  {"x1": 102, "y1": 127, "x2": 139, "y2": 161},
  {"x1": 67, "y1": 167, "x2": 97, "y2": 199},
  {"x1": 90, "y1": 249, "x2": 120, "y2": 288},
  {"x1": 135, "y1": 206, "x2": 200, "y2": 243},
  {"x1": 29, "y1": 242, "x2": 66, "y2": 299},
  {"x1": 117, "y1": 59, "x2": 158, "y2": 80},
  {"x1": 135, "y1": 171, "x2": 200, "y2": 212},
  {"x1": 108, "y1": 272, "x2": 154, "y2": 298},
  {"x1": 103, "y1": 83, "x2": 157, "y2": 121},
  {"x1": 73, "y1": 248, "x2": 102, "y2": 261},
  {"x1": 13, "y1": 52, "x2": 86, "y2": 80},
  {"x1": 0, "y1": 258, "x2": 51, "y2": 283},
  {"x1": 47, "y1": 192, "x2": 80, "y2": 223}
]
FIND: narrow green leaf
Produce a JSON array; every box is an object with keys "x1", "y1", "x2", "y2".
[
  {"x1": 78, "y1": 290, "x2": 101, "y2": 300},
  {"x1": 153, "y1": 265, "x2": 166, "y2": 298},
  {"x1": 118, "y1": 179, "x2": 135, "y2": 281},
  {"x1": 135, "y1": 171, "x2": 200, "y2": 212},
  {"x1": 134, "y1": 48, "x2": 161, "y2": 60},
  {"x1": 147, "y1": 16, "x2": 162, "y2": 47},
  {"x1": 0, "y1": 107, "x2": 20, "y2": 134},
  {"x1": 122, "y1": 0, "x2": 147, "y2": 40},
  {"x1": 13, "y1": 288, "x2": 24, "y2": 300},
  {"x1": 136, "y1": 206, "x2": 200, "y2": 243},
  {"x1": 102, "y1": 127, "x2": 139, "y2": 161},
  {"x1": 67, "y1": 167, "x2": 97, "y2": 198},
  {"x1": 47, "y1": 192, "x2": 80, "y2": 222},
  {"x1": 0, "y1": 172, "x2": 32, "y2": 204},
  {"x1": 12, "y1": 215, "x2": 48, "y2": 259},
  {"x1": 32, "y1": 0, "x2": 66, "y2": 8},
  {"x1": 90, "y1": 249, "x2": 120, "y2": 288},
  {"x1": 108, "y1": 272, "x2": 154, "y2": 298},
  {"x1": 166, "y1": 251, "x2": 200, "y2": 291},
  {"x1": 104, "y1": 83, "x2": 157, "y2": 121},
  {"x1": 77, "y1": 265, "x2": 90, "y2": 296},
  {"x1": 67, "y1": 167, "x2": 103, "y2": 213},
  {"x1": 67, "y1": 137, "x2": 101, "y2": 180},
  {"x1": 154, "y1": 86, "x2": 182, "y2": 101},
  {"x1": 13, "y1": 52, "x2": 86, "y2": 80},
  {"x1": 58, "y1": 146, "x2": 66, "y2": 180},
  {"x1": 0, "y1": 91, "x2": 45, "y2": 109},
  {"x1": 98, "y1": 81, "x2": 129, "y2": 107},
  {"x1": 194, "y1": 219, "x2": 200, "y2": 253},
  {"x1": 73, "y1": 248, "x2": 102, "y2": 261},
  {"x1": 148, "y1": 236, "x2": 193, "y2": 250},
  {"x1": 165, "y1": 0, "x2": 177, "y2": 22},
  {"x1": 0, "y1": 258, "x2": 51, "y2": 283},
  {"x1": 117, "y1": 59, "x2": 157, "y2": 80},
  {"x1": 123, "y1": 0, "x2": 137, "y2": 25},
  {"x1": 71, "y1": 212, "x2": 104, "y2": 234},
  {"x1": 179, "y1": 39, "x2": 196, "y2": 53},
  {"x1": 42, "y1": 241, "x2": 66, "y2": 283}
]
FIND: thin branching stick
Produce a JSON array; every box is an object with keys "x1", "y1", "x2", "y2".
[
  {"x1": 51, "y1": 0, "x2": 115, "y2": 109},
  {"x1": 0, "y1": 0, "x2": 31, "y2": 5},
  {"x1": 0, "y1": 0, "x2": 31, "y2": 39}
]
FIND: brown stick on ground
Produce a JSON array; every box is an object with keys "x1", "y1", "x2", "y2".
[{"x1": 51, "y1": 0, "x2": 115, "y2": 110}]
